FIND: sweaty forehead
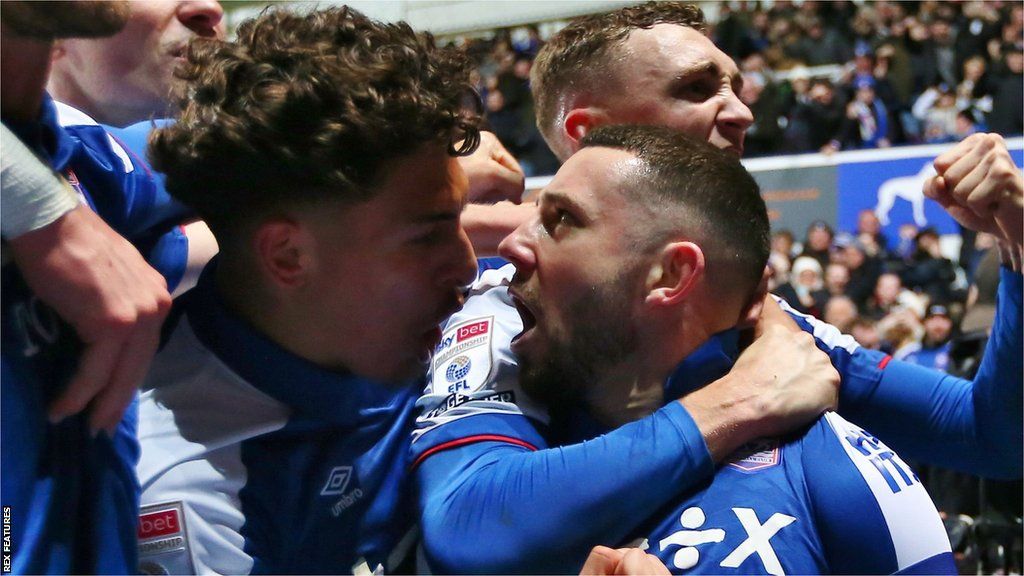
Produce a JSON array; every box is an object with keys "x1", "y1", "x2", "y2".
[
  {"x1": 552, "y1": 147, "x2": 647, "y2": 207},
  {"x1": 620, "y1": 24, "x2": 738, "y2": 78}
]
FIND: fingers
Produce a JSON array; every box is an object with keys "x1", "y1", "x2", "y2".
[
  {"x1": 753, "y1": 295, "x2": 800, "y2": 338},
  {"x1": 580, "y1": 546, "x2": 624, "y2": 575},
  {"x1": 88, "y1": 305, "x2": 165, "y2": 435},
  {"x1": 617, "y1": 548, "x2": 671, "y2": 575},
  {"x1": 49, "y1": 336, "x2": 125, "y2": 424}
]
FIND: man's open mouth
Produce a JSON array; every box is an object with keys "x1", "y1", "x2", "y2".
[{"x1": 509, "y1": 291, "x2": 537, "y2": 344}]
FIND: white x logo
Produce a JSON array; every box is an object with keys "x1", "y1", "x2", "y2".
[{"x1": 720, "y1": 508, "x2": 796, "y2": 575}]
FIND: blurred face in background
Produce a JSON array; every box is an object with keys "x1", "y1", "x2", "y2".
[
  {"x1": 49, "y1": 0, "x2": 225, "y2": 126},
  {"x1": 923, "y1": 313, "x2": 953, "y2": 346},
  {"x1": 825, "y1": 263, "x2": 850, "y2": 294},
  {"x1": 875, "y1": 273, "x2": 902, "y2": 305}
]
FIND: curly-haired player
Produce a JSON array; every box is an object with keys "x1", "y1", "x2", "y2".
[{"x1": 134, "y1": 6, "x2": 480, "y2": 573}]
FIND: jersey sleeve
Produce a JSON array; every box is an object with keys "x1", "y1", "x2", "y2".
[
  {"x1": 804, "y1": 413, "x2": 956, "y2": 574},
  {"x1": 776, "y1": 271, "x2": 1023, "y2": 479},
  {"x1": 411, "y1": 263, "x2": 552, "y2": 466},
  {"x1": 415, "y1": 401, "x2": 714, "y2": 574}
]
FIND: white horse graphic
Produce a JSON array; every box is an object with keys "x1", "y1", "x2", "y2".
[{"x1": 874, "y1": 162, "x2": 934, "y2": 227}]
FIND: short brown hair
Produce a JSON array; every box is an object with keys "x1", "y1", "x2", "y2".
[
  {"x1": 531, "y1": 2, "x2": 705, "y2": 146},
  {"x1": 149, "y1": 6, "x2": 480, "y2": 233},
  {"x1": 581, "y1": 125, "x2": 769, "y2": 301}
]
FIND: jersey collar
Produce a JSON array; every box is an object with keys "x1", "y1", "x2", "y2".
[{"x1": 182, "y1": 260, "x2": 418, "y2": 426}]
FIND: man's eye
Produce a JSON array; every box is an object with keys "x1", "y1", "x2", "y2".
[{"x1": 678, "y1": 80, "x2": 716, "y2": 100}]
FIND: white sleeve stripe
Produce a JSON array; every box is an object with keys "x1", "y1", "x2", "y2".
[
  {"x1": 774, "y1": 295, "x2": 860, "y2": 354},
  {"x1": 823, "y1": 413, "x2": 952, "y2": 569}
]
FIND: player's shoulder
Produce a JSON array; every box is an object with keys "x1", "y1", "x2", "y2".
[
  {"x1": 774, "y1": 295, "x2": 860, "y2": 353},
  {"x1": 53, "y1": 100, "x2": 137, "y2": 176},
  {"x1": 139, "y1": 315, "x2": 290, "y2": 477}
]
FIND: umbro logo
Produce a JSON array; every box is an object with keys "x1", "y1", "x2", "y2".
[
  {"x1": 321, "y1": 466, "x2": 353, "y2": 496},
  {"x1": 321, "y1": 466, "x2": 365, "y2": 517}
]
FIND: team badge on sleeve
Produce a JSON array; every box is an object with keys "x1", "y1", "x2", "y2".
[{"x1": 432, "y1": 317, "x2": 493, "y2": 394}]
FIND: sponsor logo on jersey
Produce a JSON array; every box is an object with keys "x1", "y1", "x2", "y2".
[
  {"x1": 446, "y1": 356, "x2": 472, "y2": 382},
  {"x1": 322, "y1": 466, "x2": 365, "y2": 517},
  {"x1": 843, "y1": 425, "x2": 919, "y2": 493},
  {"x1": 137, "y1": 501, "x2": 194, "y2": 574},
  {"x1": 658, "y1": 506, "x2": 796, "y2": 575},
  {"x1": 433, "y1": 316, "x2": 494, "y2": 393},
  {"x1": 726, "y1": 439, "x2": 781, "y2": 473},
  {"x1": 422, "y1": 390, "x2": 516, "y2": 419}
]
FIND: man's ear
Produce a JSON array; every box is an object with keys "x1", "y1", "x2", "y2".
[
  {"x1": 563, "y1": 107, "x2": 611, "y2": 151},
  {"x1": 645, "y1": 241, "x2": 705, "y2": 307},
  {"x1": 253, "y1": 218, "x2": 313, "y2": 289}
]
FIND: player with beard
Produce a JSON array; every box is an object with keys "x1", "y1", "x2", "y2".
[
  {"x1": 501, "y1": 125, "x2": 959, "y2": 573},
  {"x1": 412, "y1": 2, "x2": 1022, "y2": 573}
]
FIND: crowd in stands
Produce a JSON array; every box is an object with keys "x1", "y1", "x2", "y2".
[{"x1": 459, "y1": 0, "x2": 1023, "y2": 169}]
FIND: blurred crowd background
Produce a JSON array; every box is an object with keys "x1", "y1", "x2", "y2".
[{"x1": 447, "y1": 0, "x2": 1022, "y2": 176}]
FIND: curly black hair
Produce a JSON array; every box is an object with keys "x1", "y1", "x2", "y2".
[
  {"x1": 149, "y1": 6, "x2": 480, "y2": 231},
  {"x1": 531, "y1": 2, "x2": 705, "y2": 150}
]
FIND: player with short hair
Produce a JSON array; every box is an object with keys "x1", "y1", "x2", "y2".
[
  {"x1": 498, "y1": 123, "x2": 956, "y2": 573},
  {"x1": 413, "y1": 2, "x2": 1022, "y2": 573},
  {"x1": 135, "y1": 6, "x2": 479, "y2": 573}
]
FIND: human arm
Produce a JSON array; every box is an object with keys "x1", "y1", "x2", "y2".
[
  {"x1": 1, "y1": 122, "x2": 79, "y2": 237},
  {"x1": 833, "y1": 263, "x2": 1022, "y2": 478},
  {"x1": 414, "y1": 273, "x2": 840, "y2": 573},
  {"x1": 8, "y1": 205, "x2": 172, "y2": 435}
]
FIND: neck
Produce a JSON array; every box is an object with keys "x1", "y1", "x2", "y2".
[
  {"x1": 587, "y1": 302, "x2": 722, "y2": 428},
  {"x1": 1, "y1": 27, "x2": 54, "y2": 121}
]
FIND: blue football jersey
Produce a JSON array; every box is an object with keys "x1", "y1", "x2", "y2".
[
  {"x1": 639, "y1": 412, "x2": 954, "y2": 574},
  {"x1": 137, "y1": 262, "x2": 418, "y2": 574},
  {"x1": 1, "y1": 97, "x2": 189, "y2": 574}
]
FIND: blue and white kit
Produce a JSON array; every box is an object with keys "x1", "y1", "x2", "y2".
[
  {"x1": 637, "y1": 411, "x2": 952, "y2": 574},
  {"x1": 1, "y1": 97, "x2": 190, "y2": 574},
  {"x1": 412, "y1": 261, "x2": 1022, "y2": 573},
  {"x1": 136, "y1": 262, "x2": 418, "y2": 574}
]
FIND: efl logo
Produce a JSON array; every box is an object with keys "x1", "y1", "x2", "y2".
[
  {"x1": 138, "y1": 508, "x2": 181, "y2": 540},
  {"x1": 457, "y1": 320, "x2": 489, "y2": 342}
]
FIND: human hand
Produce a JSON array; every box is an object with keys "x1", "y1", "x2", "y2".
[
  {"x1": 9, "y1": 204, "x2": 172, "y2": 435},
  {"x1": 458, "y1": 131, "x2": 525, "y2": 204},
  {"x1": 682, "y1": 297, "x2": 839, "y2": 460},
  {"x1": 924, "y1": 133, "x2": 1023, "y2": 247},
  {"x1": 580, "y1": 546, "x2": 671, "y2": 576}
]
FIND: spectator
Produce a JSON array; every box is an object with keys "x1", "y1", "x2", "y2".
[
  {"x1": 825, "y1": 262, "x2": 851, "y2": 297},
  {"x1": 912, "y1": 83, "x2": 960, "y2": 143},
  {"x1": 738, "y1": 70, "x2": 785, "y2": 157},
  {"x1": 786, "y1": 78, "x2": 845, "y2": 153},
  {"x1": 903, "y1": 304, "x2": 955, "y2": 371},
  {"x1": 799, "y1": 219, "x2": 833, "y2": 269},
  {"x1": 824, "y1": 294, "x2": 859, "y2": 333},
  {"x1": 838, "y1": 77, "x2": 893, "y2": 149},
  {"x1": 862, "y1": 271, "x2": 906, "y2": 320},
  {"x1": 879, "y1": 308, "x2": 926, "y2": 359},
  {"x1": 775, "y1": 255, "x2": 830, "y2": 317},
  {"x1": 833, "y1": 233, "x2": 882, "y2": 307},
  {"x1": 771, "y1": 228, "x2": 796, "y2": 260},
  {"x1": 856, "y1": 209, "x2": 889, "y2": 259},
  {"x1": 903, "y1": 227, "x2": 958, "y2": 305},
  {"x1": 988, "y1": 42, "x2": 1024, "y2": 136},
  {"x1": 850, "y1": 317, "x2": 883, "y2": 350}
]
